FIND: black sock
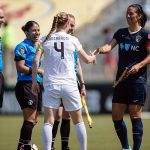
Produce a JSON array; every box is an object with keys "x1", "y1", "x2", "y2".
[
  {"x1": 23, "y1": 140, "x2": 32, "y2": 150},
  {"x1": 113, "y1": 119, "x2": 129, "y2": 149},
  {"x1": 131, "y1": 118, "x2": 143, "y2": 150},
  {"x1": 17, "y1": 139, "x2": 24, "y2": 150},
  {"x1": 52, "y1": 120, "x2": 60, "y2": 148},
  {"x1": 60, "y1": 119, "x2": 70, "y2": 150},
  {"x1": 17, "y1": 121, "x2": 34, "y2": 150}
]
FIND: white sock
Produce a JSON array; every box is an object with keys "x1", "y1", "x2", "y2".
[
  {"x1": 75, "y1": 122, "x2": 87, "y2": 150},
  {"x1": 42, "y1": 123, "x2": 53, "y2": 150}
]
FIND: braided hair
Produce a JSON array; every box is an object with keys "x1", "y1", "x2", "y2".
[{"x1": 43, "y1": 12, "x2": 69, "y2": 43}]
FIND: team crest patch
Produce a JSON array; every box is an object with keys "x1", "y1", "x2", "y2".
[
  {"x1": 136, "y1": 35, "x2": 142, "y2": 42},
  {"x1": 19, "y1": 48, "x2": 25, "y2": 54},
  {"x1": 28, "y1": 100, "x2": 34, "y2": 106}
]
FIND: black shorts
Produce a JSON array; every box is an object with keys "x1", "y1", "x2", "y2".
[
  {"x1": 112, "y1": 82, "x2": 147, "y2": 106},
  {"x1": 15, "y1": 81, "x2": 43, "y2": 111},
  {"x1": 0, "y1": 73, "x2": 4, "y2": 108}
]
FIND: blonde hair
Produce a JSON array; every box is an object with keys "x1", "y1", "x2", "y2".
[{"x1": 43, "y1": 12, "x2": 69, "y2": 43}]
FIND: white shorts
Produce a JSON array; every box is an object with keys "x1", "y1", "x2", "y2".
[{"x1": 43, "y1": 84, "x2": 82, "y2": 111}]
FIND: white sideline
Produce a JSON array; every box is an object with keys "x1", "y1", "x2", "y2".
[{"x1": 142, "y1": 112, "x2": 150, "y2": 119}]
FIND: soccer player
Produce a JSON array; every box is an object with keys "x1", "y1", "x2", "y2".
[
  {"x1": 0, "y1": 9, "x2": 5, "y2": 112},
  {"x1": 14, "y1": 21, "x2": 43, "y2": 150},
  {"x1": 93, "y1": 4, "x2": 150, "y2": 150},
  {"x1": 51, "y1": 14, "x2": 86, "y2": 150},
  {"x1": 32, "y1": 12, "x2": 96, "y2": 150}
]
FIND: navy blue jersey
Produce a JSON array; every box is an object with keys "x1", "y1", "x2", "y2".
[
  {"x1": 14, "y1": 39, "x2": 42, "y2": 83},
  {"x1": 113, "y1": 28, "x2": 150, "y2": 83},
  {"x1": 0, "y1": 37, "x2": 3, "y2": 72}
]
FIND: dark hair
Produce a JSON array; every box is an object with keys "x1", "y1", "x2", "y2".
[
  {"x1": 22, "y1": 21, "x2": 39, "y2": 32},
  {"x1": 128, "y1": 4, "x2": 147, "y2": 27}
]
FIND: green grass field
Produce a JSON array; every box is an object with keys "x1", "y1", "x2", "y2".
[{"x1": 0, "y1": 114, "x2": 150, "y2": 150}]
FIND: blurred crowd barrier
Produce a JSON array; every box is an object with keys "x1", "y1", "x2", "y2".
[
  {"x1": 0, "y1": 83, "x2": 113, "y2": 114},
  {"x1": 1, "y1": 82, "x2": 150, "y2": 114}
]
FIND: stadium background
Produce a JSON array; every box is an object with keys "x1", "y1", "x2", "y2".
[
  {"x1": 0, "y1": 0, "x2": 150, "y2": 114},
  {"x1": 0, "y1": 0, "x2": 150, "y2": 150}
]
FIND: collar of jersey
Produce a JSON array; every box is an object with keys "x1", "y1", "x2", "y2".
[{"x1": 24, "y1": 38, "x2": 35, "y2": 47}]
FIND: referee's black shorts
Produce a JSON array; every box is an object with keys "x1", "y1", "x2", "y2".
[
  {"x1": 0, "y1": 72, "x2": 4, "y2": 108},
  {"x1": 15, "y1": 81, "x2": 43, "y2": 112}
]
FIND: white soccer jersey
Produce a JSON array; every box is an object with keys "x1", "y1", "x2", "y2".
[{"x1": 41, "y1": 31, "x2": 82, "y2": 86}]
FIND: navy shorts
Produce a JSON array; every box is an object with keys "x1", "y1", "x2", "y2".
[
  {"x1": 0, "y1": 73, "x2": 4, "y2": 108},
  {"x1": 15, "y1": 81, "x2": 43, "y2": 111},
  {"x1": 112, "y1": 82, "x2": 147, "y2": 106}
]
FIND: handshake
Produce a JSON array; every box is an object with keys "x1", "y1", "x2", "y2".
[{"x1": 89, "y1": 48, "x2": 102, "y2": 65}]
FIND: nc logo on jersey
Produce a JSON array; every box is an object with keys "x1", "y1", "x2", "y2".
[
  {"x1": 120, "y1": 43, "x2": 139, "y2": 51},
  {"x1": 28, "y1": 100, "x2": 34, "y2": 106},
  {"x1": 135, "y1": 35, "x2": 142, "y2": 42}
]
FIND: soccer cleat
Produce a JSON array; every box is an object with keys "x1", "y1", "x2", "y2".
[
  {"x1": 32, "y1": 144, "x2": 38, "y2": 150},
  {"x1": 122, "y1": 146, "x2": 132, "y2": 150}
]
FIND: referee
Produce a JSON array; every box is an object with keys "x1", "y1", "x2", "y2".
[{"x1": 14, "y1": 21, "x2": 43, "y2": 150}]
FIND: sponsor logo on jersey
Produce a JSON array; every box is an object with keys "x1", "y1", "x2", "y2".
[{"x1": 120, "y1": 43, "x2": 140, "y2": 51}]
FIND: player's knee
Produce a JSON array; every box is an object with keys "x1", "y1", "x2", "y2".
[
  {"x1": 62, "y1": 111, "x2": 70, "y2": 120},
  {"x1": 34, "y1": 117, "x2": 39, "y2": 125},
  {"x1": 112, "y1": 112, "x2": 123, "y2": 120},
  {"x1": 55, "y1": 113, "x2": 62, "y2": 121}
]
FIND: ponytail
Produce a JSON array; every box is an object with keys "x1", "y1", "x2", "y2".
[{"x1": 43, "y1": 16, "x2": 58, "y2": 43}]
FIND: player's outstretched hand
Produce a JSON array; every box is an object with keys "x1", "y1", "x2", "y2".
[{"x1": 90, "y1": 51, "x2": 97, "y2": 65}]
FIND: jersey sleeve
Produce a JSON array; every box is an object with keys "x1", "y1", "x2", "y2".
[
  {"x1": 14, "y1": 44, "x2": 27, "y2": 61},
  {"x1": 144, "y1": 30, "x2": 150, "y2": 48},
  {"x1": 72, "y1": 36, "x2": 83, "y2": 51},
  {"x1": 113, "y1": 29, "x2": 121, "y2": 43}
]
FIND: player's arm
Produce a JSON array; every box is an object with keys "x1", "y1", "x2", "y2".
[
  {"x1": 79, "y1": 48, "x2": 96, "y2": 64},
  {"x1": 93, "y1": 39, "x2": 117, "y2": 55},
  {"x1": 77, "y1": 58, "x2": 86, "y2": 96},
  {"x1": 32, "y1": 48, "x2": 43, "y2": 94},
  {"x1": 16, "y1": 60, "x2": 32, "y2": 75},
  {"x1": 127, "y1": 46, "x2": 150, "y2": 75}
]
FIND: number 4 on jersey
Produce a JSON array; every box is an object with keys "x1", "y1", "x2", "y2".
[{"x1": 54, "y1": 42, "x2": 64, "y2": 59}]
